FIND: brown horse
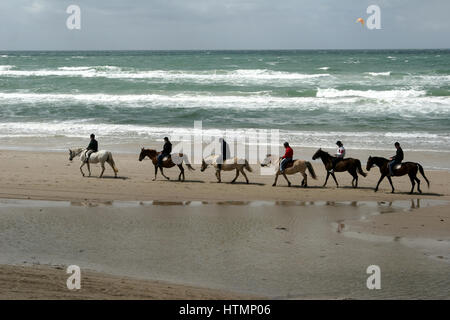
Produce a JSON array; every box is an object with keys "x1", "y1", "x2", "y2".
[
  {"x1": 366, "y1": 156, "x2": 430, "y2": 194},
  {"x1": 312, "y1": 148, "x2": 366, "y2": 188},
  {"x1": 138, "y1": 148, "x2": 194, "y2": 181}
]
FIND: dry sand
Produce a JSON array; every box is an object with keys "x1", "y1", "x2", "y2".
[
  {"x1": 0, "y1": 150, "x2": 448, "y2": 203},
  {"x1": 0, "y1": 150, "x2": 449, "y2": 299}
]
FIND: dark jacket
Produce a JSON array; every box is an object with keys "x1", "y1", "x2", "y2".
[
  {"x1": 222, "y1": 140, "x2": 228, "y2": 159},
  {"x1": 87, "y1": 139, "x2": 98, "y2": 152},
  {"x1": 162, "y1": 141, "x2": 172, "y2": 155},
  {"x1": 393, "y1": 147, "x2": 404, "y2": 162}
]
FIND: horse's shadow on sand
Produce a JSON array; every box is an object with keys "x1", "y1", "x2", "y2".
[
  {"x1": 224, "y1": 181, "x2": 266, "y2": 186},
  {"x1": 166, "y1": 179, "x2": 205, "y2": 183},
  {"x1": 85, "y1": 176, "x2": 129, "y2": 180}
]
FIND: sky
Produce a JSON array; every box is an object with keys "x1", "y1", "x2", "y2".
[{"x1": 0, "y1": 0, "x2": 449, "y2": 50}]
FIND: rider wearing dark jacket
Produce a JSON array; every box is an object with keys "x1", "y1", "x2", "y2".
[
  {"x1": 158, "y1": 137, "x2": 172, "y2": 167},
  {"x1": 85, "y1": 134, "x2": 98, "y2": 163},
  {"x1": 388, "y1": 142, "x2": 403, "y2": 176}
]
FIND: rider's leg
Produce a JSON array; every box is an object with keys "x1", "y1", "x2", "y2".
[
  {"x1": 388, "y1": 160, "x2": 395, "y2": 176},
  {"x1": 157, "y1": 154, "x2": 164, "y2": 167}
]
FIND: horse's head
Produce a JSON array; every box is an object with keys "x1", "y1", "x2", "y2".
[
  {"x1": 260, "y1": 154, "x2": 272, "y2": 167},
  {"x1": 312, "y1": 148, "x2": 322, "y2": 160},
  {"x1": 139, "y1": 148, "x2": 157, "y2": 161},
  {"x1": 200, "y1": 159, "x2": 208, "y2": 172},
  {"x1": 68, "y1": 149, "x2": 74, "y2": 161},
  {"x1": 138, "y1": 148, "x2": 146, "y2": 161},
  {"x1": 366, "y1": 156, "x2": 374, "y2": 171}
]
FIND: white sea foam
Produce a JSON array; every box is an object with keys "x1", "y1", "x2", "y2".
[
  {"x1": 0, "y1": 121, "x2": 448, "y2": 156},
  {"x1": 365, "y1": 72, "x2": 391, "y2": 76},
  {"x1": 0, "y1": 67, "x2": 330, "y2": 84},
  {"x1": 316, "y1": 88, "x2": 426, "y2": 99},
  {"x1": 318, "y1": 67, "x2": 330, "y2": 70},
  {"x1": 0, "y1": 92, "x2": 448, "y2": 116},
  {"x1": 0, "y1": 65, "x2": 14, "y2": 71}
]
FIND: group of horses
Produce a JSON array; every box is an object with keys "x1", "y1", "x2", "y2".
[{"x1": 68, "y1": 147, "x2": 430, "y2": 194}]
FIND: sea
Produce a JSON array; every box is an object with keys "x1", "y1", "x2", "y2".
[{"x1": 0, "y1": 50, "x2": 449, "y2": 165}]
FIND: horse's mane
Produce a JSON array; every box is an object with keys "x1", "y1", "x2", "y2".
[
  {"x1": 70, "y1": 148, "x2": 84, "y2": 156},
  {"x1": 371, "y1": 156, "x2": 388, "y2": 162}
]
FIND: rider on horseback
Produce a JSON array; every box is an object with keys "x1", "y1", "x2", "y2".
[
  {"x1": 217, "y1": 137, "x2": 231, "y2": 171},
  {"x1": 84, "y1": 133, "x2": 98, "y2": 164},
  {"x1": 329, "y1": 141, "x2": 345, "y2": 173},
  {"x1": 388, "y1": 142, "x2": 404, "y2": 177},
  {"x1": 158, "y1": 137, "x2": 172, "y2": 168},
  {"x1": 280, "y1": 142, "x2": 293, "y2": 174}
]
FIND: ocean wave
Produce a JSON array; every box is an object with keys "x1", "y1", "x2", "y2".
[
  {"x1": 316, "y1": 88, "x2": 426, "y2": 99},
  {"x1": 0, "y1": 65, "x2": 14, "y2": 71},
  {"x1": 0, "y1": 92, "x2": 448, "y2": 116},
  {"x1": 0, "y1": 121, "x2": 448, "y2": 154},
  {"x1": 318, "y1": 67, "x2": 330, "y2": 70},
  {"x1": 364, "y1": 72, "x2": 391, "y2": 76},
  {"x1": 0, "y1": 67, "x2": 330, "y2": 83}
]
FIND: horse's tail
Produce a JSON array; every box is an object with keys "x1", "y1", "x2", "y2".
[
  {"x1": 108, "y1": 153, "x2": 119, "y2": 173},
  {"x1": 356, "y1": 159, "x2": 367, "y2": 177},
  {"x1": 181, "y1": 153, "x2": 195, "y2": 171},
  {"x1": 244, "y1": 160, "x2": 253, "y2": 172},
  {"x1": 418, "y1": 163, "x2": 430, "y2": 188},
  {"x1": 306, "y1": 161, "x2": 317, "y2": 180}
]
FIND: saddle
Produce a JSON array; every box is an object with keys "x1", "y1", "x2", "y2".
[
  {"x1": 284, "y1": 159, "x2": 295, "y2": 169},
  {"x1": 393, "y1": 163, "x2": 402, "y2": 170}
]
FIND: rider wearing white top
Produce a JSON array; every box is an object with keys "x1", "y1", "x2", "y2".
[{"x1": 330, "y1": 141, "x2": 345, "y2": 173}]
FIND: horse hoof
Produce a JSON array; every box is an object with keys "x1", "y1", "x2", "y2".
[
  {"x1": 272, "y1": 184, "x2": 276, "y2": 187},
  {"x1": 288, "y1": 184, "x2": 291, "y2": 187}
]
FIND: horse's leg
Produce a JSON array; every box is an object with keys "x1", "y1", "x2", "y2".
[
  {"x1": 282, "y1": 173, "x2": 291, "y2": 187},
  {"x1": 153, "y1": 165, "x2": 158, "y2": 181},
  {"x1": 387, "y1": 176, "x2": 395, "y2": 193},
  {"x1": 99, "y1": 162, "x2": 105, "y2": 178},
  {"x1": 86, "y1": 161, "x2": 91, "y2": 177},
  {"x1": 160, "y1": 167, "x2": 170, "y2": 180},
  {"x1": 231, "y1": 168, "x2": 239, "y2": 183},
  {"x1": 107, "y1": 160, "x2": 117, "y2": 178},
  {"x1": 272, "y1": 172, "x2": 279, "y2": 187},
  {"x1": 79, "y1": 162, "x2": 85, "y2": 177},
  {"x1": 301, "y1": 172, "x2": 307, "y2": 187},
  {"x1": 408, "y1": 174, "x2": 415, "y2": 194},
  {"x1": 240, "y1": 168, "x2": 249, "y2": 184},
  {"x1": 350, "y1": 170, "x2": 358, "y2": 188},
  {"x1": 217, "y1": 169, "x2": 221, "y2": 183},
  {"x1": 415, "y1": 176, "x2": 422, "y2": 194},
  {"x1": 323, "y1": 172, "x2": 330, "y2": 187},
  {"x1": 331, "y1": 172, "x2": 339, "y2": 187},
  {"x1": 375, "y1": 175, "x2": 385, "y2": 192},
  {"x1": 177, "y1": 164, "x2": 183, "y2": 181}
]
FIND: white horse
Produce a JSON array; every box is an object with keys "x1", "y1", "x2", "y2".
[
  {"x1": 261, "y1": 154, "x2": 317, "y2": 187},
  {"x1": 69, "y1": 148, "x2": 118, "y2": 178},
  {"x1": 200, "y1": 154, "x2": 252, "y2": 184}
]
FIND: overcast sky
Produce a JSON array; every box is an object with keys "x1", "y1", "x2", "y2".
[{"x1": 1, "y1": 0, "x2": 449, "y2": 50}]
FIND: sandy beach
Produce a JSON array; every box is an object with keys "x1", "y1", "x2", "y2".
[{"x1": 0, "y1": 150, "x2": 449, "y2": 299}]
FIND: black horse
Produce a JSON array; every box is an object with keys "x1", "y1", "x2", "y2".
[
  {"x1": 366, "y1": 156, "x2": 430, "y2": 194},
  {"x1": 312, "y1": 148, "x2": 366, "y2": 188}
]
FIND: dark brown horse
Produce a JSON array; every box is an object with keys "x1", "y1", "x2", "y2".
[
  {"x1": 138, "y1": 148, "x2": 194, "y2": 181},
  {"x1": 366, "y1": 156, "x2": 430, "y2": 194},
  {"x1": 312, "y1": 148, "x2": 367, "y2": 188}
]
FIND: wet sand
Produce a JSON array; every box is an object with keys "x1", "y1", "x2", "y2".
[
  {"x1": 0, "y1": 150, "x2": 449, "y2": 299},
  {"x1": 0, "y1": 199, "x2": 449, "y2": 299}
]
